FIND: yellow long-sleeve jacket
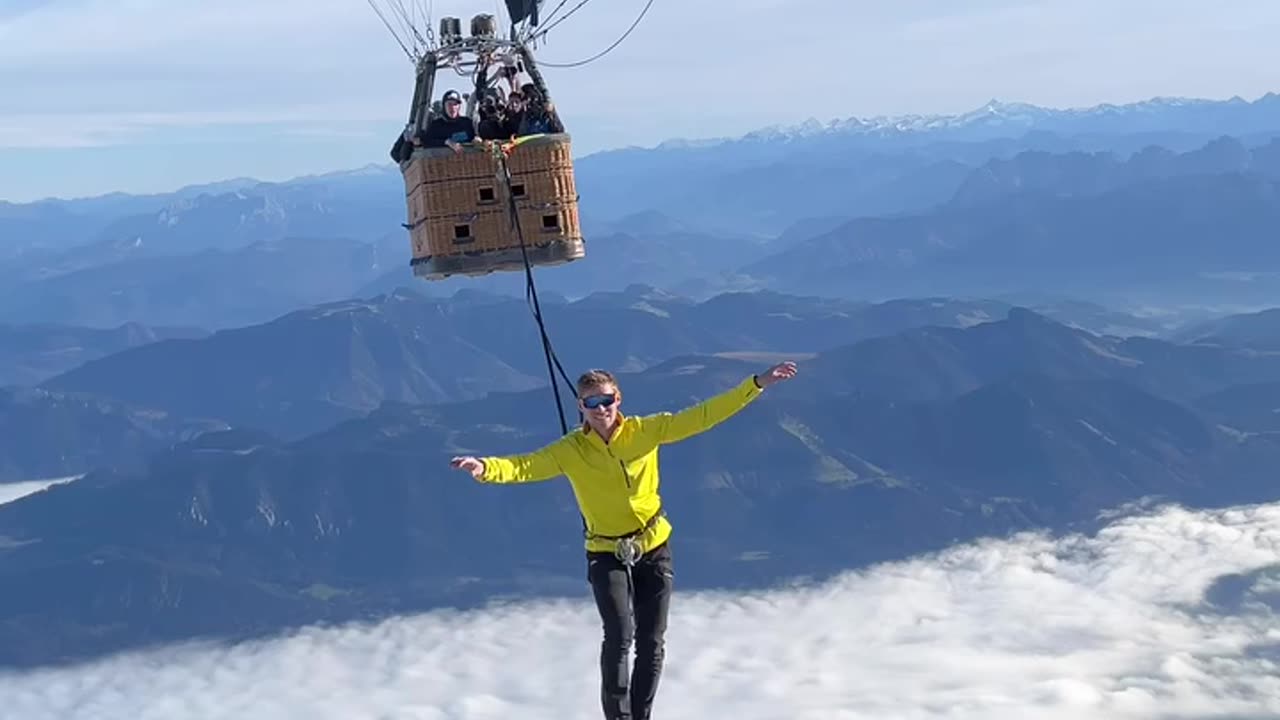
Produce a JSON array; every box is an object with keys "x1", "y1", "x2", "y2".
[{"x1": 479, "y1": 374, "x2": 764, "y2": 554}]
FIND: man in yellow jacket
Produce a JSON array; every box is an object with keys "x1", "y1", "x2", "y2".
[{"x1": 450, "y1": 360, "x2": 798, "y2": 720}]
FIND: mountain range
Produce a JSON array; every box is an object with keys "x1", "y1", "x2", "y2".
[
  {"x1": 580, "y1": 93, "x2": 1280, "y2": 231},
  {"x1": 0, "y1": 386, "x2": 227, "y2": 483},
  {"x1": 0, "y1": 285, "x2": 1188, "y2": 484},
  {"x1": 1172, "y1": 306, "x2": 1280, "y2": 350},
  {"x1": 3, "y1": 306, "x2": 1280, "y2": 667},
  {"x1": 4, "y1": 90, "x2": 1280, "y2": 671},
  {"x1": 747, "y1": 167, "x2": 1280, "y2": 304},
  {"x1": 17, "y1": 289, "x2": 1037, "y2": 441},
  {"x1": 717, "y1": 94, "x2": 1280, "y2": 147},
  {"x1": 3, "y1": 136, "x2": 1279, "y2": 330},
  {"x1": 11, "y1": 92, "x2": 1276, "y2": 232},
  {"x1": 949, "y1": 134, "x2": 1280, "y2": 205},
  {"x1": 0, "y1": 321, "x2": 206, "y2": 387},
  {"x1": 3, "y1": 96, "x2": 1280, "y2": 321}
]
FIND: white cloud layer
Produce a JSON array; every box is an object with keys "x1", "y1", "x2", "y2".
[
  {"x1": 0, "y1": 476, "x2": 80, "y2": 506},
  {"x1": 1, "y1": 500, "x2": 1278, "y2": 719}
]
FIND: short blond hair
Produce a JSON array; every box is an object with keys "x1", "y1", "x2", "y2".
[{"x1": 576, "y1": 369, "x2": 618, "y2": 395}]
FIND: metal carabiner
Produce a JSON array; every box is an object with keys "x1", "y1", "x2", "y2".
[{"x1": 614, "y1": 536, "x2": 641, "y2": 567}]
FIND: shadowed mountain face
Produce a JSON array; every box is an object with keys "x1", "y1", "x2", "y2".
[
  {"x1": 948, "y1": 135, "x2": 1280, "y2": 206},
  {"x1": 3, "y1": 309, "x2": 1280, "y2": 668},
  {"x1": 1171, "y1": 307, "x2": 1280, "y2": 350},
  {"x1": 0, "y1": 322, "x2": 207, "y2": 387},
  {"x1": 803, "y1": 307, "x2": 1280, "y2": 405},
  {"x1": 1195, "y1": 381, "x2": 1280, "y2": 435},
  {"x1": 1179, "y1": 309, "x2": 1280, "y2": 435},
  {"x1": 0, "y1": 235, "x2": 405, "y2": 330},
  {"x1": 744, "y1": 171, "x2": 1280, "y2": 303},
  {"x1": 1, "y1": 168, "x2": 399, "y2": 256},
  {"x1": 355, "y1": 223, "x2": 782, "y2": 303},
  {"x1": 0, "y1": 387, "x2": 227, "y2": 483}
]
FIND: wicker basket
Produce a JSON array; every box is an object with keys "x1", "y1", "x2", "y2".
[{"x1": 401, "y1": 134, "x2": 585, "y2": 280}]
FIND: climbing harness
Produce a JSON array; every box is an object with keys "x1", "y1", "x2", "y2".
[
  {"x1": 614, "y1": 537, "x2": 642, "y2": 566},
  {"x1": 585, "y1": 507, "x2": 665, "y2": 600},
  {"x1": 587, "y1": 506, "x2": 666, "y2": 567}
]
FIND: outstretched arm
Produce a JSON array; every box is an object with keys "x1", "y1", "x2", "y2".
[
  {"x1": 451, "y1": 437, "x2": 567, "y2": 484},
  {"x1": 643, "y1": 361, "x2": 797, "y2": 445}
]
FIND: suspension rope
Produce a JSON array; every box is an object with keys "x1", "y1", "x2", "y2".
[
  {"x1": 532, "y1": 0, "x2": 571, "y2": 35},
  {"x1": 492, "y1": 143, "x2": 579, "y2": 435},
  {"x1": 365, "y1": 0, "x2": 415, "y2": 60},
  {"x1": 536, "y1": 0, "x2": 655, "y2": 68},
  {"x1": 526, "y1": 0, "x2": 591, "y2": 41},
  {"x1": 492, "y1": 141, "x2": 587, "y2": 535}
]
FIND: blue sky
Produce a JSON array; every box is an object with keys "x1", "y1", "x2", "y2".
[{"x1": 1, "y1": 0, "x2": 1277, "y2": 203}]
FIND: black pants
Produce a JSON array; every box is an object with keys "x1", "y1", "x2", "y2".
[{"x1": 587, "y1": 541, "x2": 674, "y2": 720}]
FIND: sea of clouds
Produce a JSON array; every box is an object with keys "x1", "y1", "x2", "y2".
[
  {"x1": 0, "y1": 476, "x2": 78, "y2": 506},
  {"x1": 0, "y1": 500, "x2": 1278, "y2": 719}
]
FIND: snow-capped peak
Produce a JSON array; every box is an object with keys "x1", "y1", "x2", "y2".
[{"x1": 671, "y1": 91, "x2": 1280, "y2": 148}]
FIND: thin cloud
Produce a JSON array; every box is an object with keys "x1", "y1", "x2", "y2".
[
  {"x1": 0, "y1": 0, "x2": 367, "y2": 59},
  {"x1": 0, "y1": 107, "x2": 398, "y2": 149},
  {"x1": 3, "y1": 0, "x2": 1277, "y2": 136},
  {"x1": 4, "y1": 0, "x2": 1280, "y2": 198},
  {"x1": 1, "y1": 500, "x2": 1278, "y2": 719},
  {"x1": 0, "y1": 0, "x2": 67, "y2": 22}
]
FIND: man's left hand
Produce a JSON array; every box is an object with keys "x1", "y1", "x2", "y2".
[{"x1": 756, "y1": 361, "x2": 798, "y2": 388}]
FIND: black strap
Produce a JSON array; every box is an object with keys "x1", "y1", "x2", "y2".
[
  {"x1": 497, "y1": 152, "x2": 578, "y2": 430},
  {"x1": 496, "y1": 150, "x2": 585, "y2": 534},
  {"x1": 587, "y1": 506, "x2": 665, "y2": 541}
]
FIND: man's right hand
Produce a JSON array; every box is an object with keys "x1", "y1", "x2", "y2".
[{"x1": 450, "y1": 456, "x2": 485, "y2": 479}]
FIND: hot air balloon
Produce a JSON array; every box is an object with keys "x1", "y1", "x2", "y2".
[
  {"x1": 372, "y1": 0, "x2": 583, "y2": 281},
  {"x1": 367, "y1": 0, "x2": 654, "y2": 441}
]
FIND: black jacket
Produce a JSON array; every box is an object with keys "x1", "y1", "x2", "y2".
[{"x1": 422, "y1": 115, "x2": 477, "y2": 147}]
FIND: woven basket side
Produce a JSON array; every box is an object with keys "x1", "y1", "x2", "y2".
[
  {"x1": 517, "y1": 163, "x2": 576, "y2": 204},
  {"x1": 420, "y1": 179, "x2": 503, "y2": 221},
  {"x1": 405, "y1": 146, "x2": 500, "y2": 186},
  {"x1": 425, "y1": 208, "x2": 511, "y2": 255},
  {"x1": 401, "y1": 160, "x2": 425, "y2": 196},
  {"x1": 508, "y1": 140, "x2": 574, "y2": 176},
  {"x1": 404, "y1": 135, "x2": 583, "y2": 266},
  {"x1": 410, "y1": 222, "x2": 430, "y2": 260},
  {"x1": 506, "y1": 134, "x2": 574, "y2": 171},
  {"x1": 508, "y1": 139, "x2": 581, "y2": 249}
]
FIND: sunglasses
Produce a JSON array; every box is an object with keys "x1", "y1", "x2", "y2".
[{"x1": 580, "y1": 393, "x2": 616, "y2": 409}]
